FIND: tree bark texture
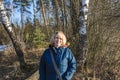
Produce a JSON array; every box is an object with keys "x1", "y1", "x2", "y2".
[
  {"x1": 53, "y1": 0, "x2": 60, "y2": 30},
  {"x1": 0, "y1": 1, "x2": 26, "y2": 69},
  {"x1": 78, "y1": 0, "x2": 89, "y2": 67},
  {"x1": 39, "y1": 0, "x2": 48, "y2": 27}
]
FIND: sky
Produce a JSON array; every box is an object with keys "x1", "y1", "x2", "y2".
[
  {"x1": 4, "y1": 0, "x2": 69, "y2": 27},
  {"x1": 4, "y1": 0, "x2": 36, "y2": 26}
]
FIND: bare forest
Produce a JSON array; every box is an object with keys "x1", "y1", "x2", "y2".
[{"x1": 0, "y1": 0, "x2": 120, "y2": 80}]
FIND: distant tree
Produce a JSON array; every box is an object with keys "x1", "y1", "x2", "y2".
[
  {"x1": 13, "y1": 0, "x2": 32, "y2": 42},
  {"x1": 39, "y1": 0, "x2": 50, "y2": 37},
  {"x1": 52, "y1": 0, "x2": 60, "y2": 30},
  {"x1": 32, "y1": 0, "x2": 37, "y2": 27},
  {"x1": 60, "y1": 0, "x2": 67, "y2": 33},
  {"x1": 39, "y1": 0, "x2": 48, "y2": 28}
]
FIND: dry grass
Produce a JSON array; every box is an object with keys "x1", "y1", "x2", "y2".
[{"x1": 0, "y1": 48, "x2": 44, "y2": 80}]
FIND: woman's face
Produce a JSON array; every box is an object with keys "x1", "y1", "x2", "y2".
[{"x1": 54, "y1": 34, "x2": 63, "y2": 48}]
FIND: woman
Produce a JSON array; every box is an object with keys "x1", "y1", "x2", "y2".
[{"x1": 39, "y1": 31, "x2": 76, "y2": 80}]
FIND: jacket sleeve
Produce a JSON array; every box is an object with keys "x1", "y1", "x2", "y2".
[
  {"x1": 62, "y1": 48, "x2": 76, "y2": 80},
  {"x1": 39, "y1": 52, "x2": 46, "y2": 80}
]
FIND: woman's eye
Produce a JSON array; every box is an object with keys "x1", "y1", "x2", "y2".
[{"x1": 55, "y1": 37, "x2": 62, "y2": 40}]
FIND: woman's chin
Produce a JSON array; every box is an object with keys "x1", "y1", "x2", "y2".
[{"x1": 55, "y1": 45, "x2": 61, "y2": 48}]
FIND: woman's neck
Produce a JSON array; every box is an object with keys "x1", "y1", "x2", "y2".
[{"x1": 54, "y1": 46, "x2": 60, "y2": 48}]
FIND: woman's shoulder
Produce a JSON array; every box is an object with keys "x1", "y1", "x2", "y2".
[
  {"x1": 64, "y1": 47, "x2": 71, "y2": 51},
  {"x1": 61, "y1": 47, "x2": 72, "y2": 54},
  {"x1": 42, "y1": 48, "x2": 50, "y2": 56},
  {"x1": 44, "y1": 48, "x2": 50, "y2": 51}
]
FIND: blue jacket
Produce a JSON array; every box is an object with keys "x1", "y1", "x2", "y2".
[{"x1": 39, "y1": 46, "x2": 76, "y2": 80}]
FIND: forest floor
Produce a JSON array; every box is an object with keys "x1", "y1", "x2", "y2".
[
  {"x1": 0, "y1": 48, "x2": 83, "y2": 80},
  {"x1": 0, "y1": 48, "x2": 44, "y2": 80}
]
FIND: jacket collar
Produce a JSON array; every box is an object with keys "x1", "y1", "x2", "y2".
[{"x1": 49, "y1": 45, "x2": 65, "y2": 54}]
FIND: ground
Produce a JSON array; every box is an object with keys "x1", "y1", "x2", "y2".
[
  {"x1": 0, "y1": 48, "x2": 44, "y2": 80},
  {"x1": 0, "y1": 48, "x2": 81, "y2": 80}
]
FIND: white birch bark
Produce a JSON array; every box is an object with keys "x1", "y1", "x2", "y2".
[
  {"x1": 0, "y1": 1, "x2": 26, "y2": 68},
  {"x1": 78, "y1": 0, "x2": 89, "y2": 65},
  {"x1": 79, "y1": 0, "x2": 89, "y2": 35},
  {"x1": 0, "y1": 1, "x2": 13, "y2": 32}
]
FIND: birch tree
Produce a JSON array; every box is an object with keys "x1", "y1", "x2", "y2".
[
  {"x1": 78, "y1": 0, "x2": 89, "y2": 68},
  {"x1": 0, "y1": 0, "x2": 27, "y2": 70}
]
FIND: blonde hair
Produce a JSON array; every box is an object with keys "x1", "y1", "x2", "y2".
[{"x1": 50, "y1": 31, "x2": 67, "y2": 46}]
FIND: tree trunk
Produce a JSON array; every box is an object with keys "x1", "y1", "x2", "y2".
[
  {"x1": 32, "y1": 0, "x2": 36, "y2": 27},
  {"x1": 70, "y1": 0, "x2": 79, "y2": 35},
  {"x1": 20, "y1": 0, "x2": 25, "y2": 43},
  {"x1": 53, "y1": 0, "x2": 60, "y2": 30},
  {"x1": 39, "y1": 0, "x2": 48, "y2": 27},
  {"x1": 39, "y1": 0, "x2": 49, "y2": 37},
  {"x1": 63, "y1": 0, "x2": 68, "y2": 34},
  {"x1": 61, "y1": 0, "x2": 65, "y2": 32},
  {"x1": 0, "y1": 1, "x2": 26, "y2": 69},
  {"x1": 61, "y1": 0, "x2": 67, "y2": 34},
  {"x1": 78, "y1": 0, "x2": 89, "y2": 70}
]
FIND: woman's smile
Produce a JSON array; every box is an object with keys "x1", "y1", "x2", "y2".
[{"x1": 54, "y1": 36, "x2": 63, "y2": 48}]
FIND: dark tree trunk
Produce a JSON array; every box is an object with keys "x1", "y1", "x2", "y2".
[{"x1": 0, "y1": 1, "x2": 26, "y2": 70}]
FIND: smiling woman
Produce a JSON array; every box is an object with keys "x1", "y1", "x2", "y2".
[
  {"x1": 50, "y1": 31, "x2": 67, "y2": 48},
  {"x1": 39, "y1": 31, "x2": 76, "y2": 80}
]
